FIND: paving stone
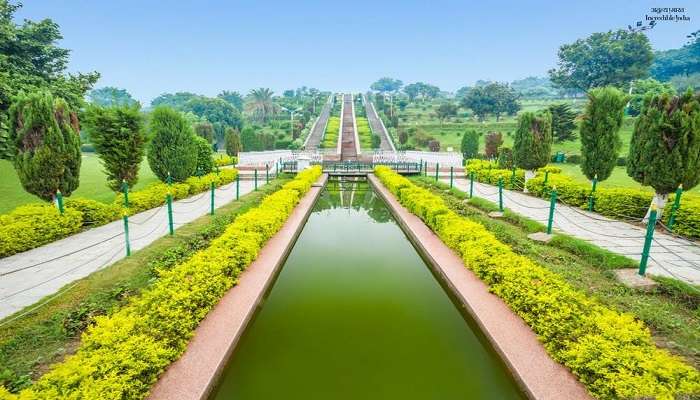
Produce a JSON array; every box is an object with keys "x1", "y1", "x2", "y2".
[
  {"x1": 613, "y1": 269, "x2": 658, "y2": 290},
  {"x1": 528, "y1": 232, "x2": 554, "y2": 243}
]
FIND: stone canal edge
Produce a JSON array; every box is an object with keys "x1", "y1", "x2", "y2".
[
  {"x1": 148, "y1": 174, "x2": 329, "y2": 400},
  {"x1": 367, "y1": 174, "x2": 592, "y2": 400}
]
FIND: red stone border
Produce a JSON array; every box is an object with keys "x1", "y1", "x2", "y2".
[
  {"x1": 368, "y1": 174, "x2": 592, "y2": 400},
  {"x1": 148, "y1": 174, "x2": 328, "y2": 400}
]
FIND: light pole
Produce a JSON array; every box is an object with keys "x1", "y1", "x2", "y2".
[{"x1": 281, "y1": 106, "x2": 303, "y2": 140}]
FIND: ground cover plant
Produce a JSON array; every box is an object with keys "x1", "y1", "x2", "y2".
[
  {"x1": 320, "y1": 116, "x2": 340, "y2": 149},
  {"x1": 0, "y1": 176, "x2": 291, "y2": 393},
  {"x1": 356, "y1": 116, "x2": 374, "y2": 150},
  {"x1": 375, "y1": 166, "x2": 700, "y2": 399},
  {"x1": 0, "y1": 167, "x2": 322, "y2": 399}
]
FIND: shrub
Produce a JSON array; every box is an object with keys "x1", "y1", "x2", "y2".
[
  {"x1": 321, "y1": 117, "x2": 340, "y2": 148},
  {"x1": 193, "y1": 135, "x2": 214, "y2": 175},
  {"x1": 616, "y1": 156, "x2": 627, "y2": 166},
  {"x1": 214, "y1": 154, "x2": 236, "y2": 167},
  {"x1": 224, "y1": 127, "x2": 241, "y2": 156},
  {"x1": 193, "y1": 121, "x2": 214, "y2": 143},
  {"x1": 65, "y1": 198, "x2": 122, "y2": 226},
  {"x1": 513, "y1": 110, "x2": 552, "y2": 171},
  {"x1": 2, "y1": 167, "x2": 322, "y2": 399},
  {"x1": 579, "y1": 86, "x2": 627, "y2": 181},
  {"x1": 80, "y1": 144, "x2": 95, "y2": 153},
  {"x1": 565, "y1": 154, "x2": 581, "y2": 164},
  {"x1": 427, "y1": 139, "x2": 441, "y2": 152},
  {"x1": 147, "y1": 107, "x2": 198, "y2": 182},
  {"x1": 81, "y1": 103, "x2": 146, "y2": 191},
  {"x1": 484, "y1": 132, "x2": 502, "y2": 158},
  {"x1": 497, "y1": 147, "x2": 513, "y2": 170},
  {"x1": 374, "y1": 166, "x2": 700, "y2": 400},
  {"x1": 9, "y1": 91, "x2": 81, "y2": 201},
  {"x1": 0, "y1": 204, "x2": 82, "y2": 257},
  {"x1": 461, "y1": 129, "x2": 479, "y2": 159}
]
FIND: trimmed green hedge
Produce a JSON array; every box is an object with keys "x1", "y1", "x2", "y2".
[
  {"x1": 465, "y1": 159, "x2": 700, "y2": 239},
  {"x1": 214, "y1": 154, "x2": 237, "y2": 167},
  {"x1": 375, "y1": 166, "x2": 700, "y2": 400},
  {"x1": 0, "y1": 169, "x2": 239, "y2": 258},
  {"x1": 321, "y1": 116, "x2": 339, "y2": 149},
  {"x1": 0, "y1": 166, "x2": 322, "y2": 399}
]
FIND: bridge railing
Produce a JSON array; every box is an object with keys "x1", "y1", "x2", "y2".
[{"x1": 279, "y1": 160, "x2": 422, "y2": 174}]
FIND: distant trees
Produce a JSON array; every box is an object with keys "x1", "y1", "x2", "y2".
[
  {"x1": 628, "y1": 90, "x2": 700, "y2": 220},
  {"x1": 88, "y1": 87, "x2": 136, "y2": 107},
  {"x1": 194, "y1": 122, "x2": 215, "y2": 143},
  {"x1": 398, "y1": 128, "x2": 408, "y2": 145},
  {"x1": 224, "y1": 127, "x2": 241, "y2": 156},
  {"x1": 151, "y1": 92, "x2": 200, "y2": 109},
  {"x1": 579, "y1": 87, "x2": 628, "y2": 182},
  {"x1": 82, "y1": 103, "x2": 146, "y2": 191},
  {"x1": 460, "y1": 82, "x2": 520, "y2": 121},
  {"x1": 403, "y1": 82, "x2": 440, "y2": 102},
  {"x1": 549, "y1": 30, "x2": 653, "y2": 91},
  {"x1": 182, "y1": 97, "x2": 241, "y2": 143},
  {"x1": 240, "y1": 126, "x2": 261, "y2": 151},
  {"x1": 147, "y1": 107, "x2": 198, "y2": 182},
  {"x1": 435, "y1": 102, "x2": 458, "y2": 124},
  {"x1": 9, "y1": 91, "x2": 82, "y2": 201},
  {"x1": 628, "y1": 78, "x2": 676, "y2": 116},
  {"x1": 217, "y1": 90, "x2": 244, "y2": 111},
  {"x1": 484, "y1": 132, "x2": 503, "y2": 158},
  {"x1": 370, "y1": 77, "x2": 403, "y2": 93},
  {"x1": 513, "y1": 110, "x2": 552, "y2": 188},
  {"x1": 548, "y1": 103, "x2": 577, "y2": 142},
  {"x1": 510, "y1": 77, "x2": 560, "y2": 99},
  {"x1": 245, "y1": 88, "x2": 276, "y2": 123},
  {"x1": 650, "y1": 30, "x2": 699, "y2": 81},
  {"x1": 461, "y1": 130, "x2": 480, "y2": 159},
  {"x1": 427, "y1": 139, "x2": 441, "y2": 152}
]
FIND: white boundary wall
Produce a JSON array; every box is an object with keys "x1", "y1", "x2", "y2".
[
  {"x1": 237, "y1": 150, "x2": 292, "y2": 166},
  {"x1": 372, "y1": 150, "x2": 463, "y2": 167}
]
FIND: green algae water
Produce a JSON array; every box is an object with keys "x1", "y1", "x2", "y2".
[{"x1": 211, "y1": 179, "x2": 524, "y2": 399}]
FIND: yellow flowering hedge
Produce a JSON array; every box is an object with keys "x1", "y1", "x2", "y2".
[
  {"x1": 214, "y1": 154, "x2": 237, "y2": 167},
  {"x1": 0, "y1": 166, "x2": 322, "y2": 400},
  {"x1": 0, "y1": 169, "x2": 239, "y2": 258},
  {"x1": 375, "y1": 166, "x2": 700, "y2": 400}
]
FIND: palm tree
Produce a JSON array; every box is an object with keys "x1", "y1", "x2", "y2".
[{"x1": 245, "y1": 88, "x2": 276, "y2": 123}]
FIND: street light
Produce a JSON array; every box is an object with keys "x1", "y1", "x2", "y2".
[{"x1": 280, "y1": 106, "x2": 303, "y2": 140}]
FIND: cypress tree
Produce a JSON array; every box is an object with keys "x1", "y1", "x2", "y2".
[
  {"x1": 548, "y1": 103, "x2": 577, "y2": 142},
  {"x1": 627, "y1": 90, "x2": 700, "y2": 219},
  {"x1": 240, "y1": 126, "x2": 261, "y2": 151},
  {"x1": 147, "y1": 107, "x2": 198, "y2": 182},
  {"x1": 82, "y1": 103, "x2": 146, "y2": 191},
  {"x1": 461, "y1": 129, "x2": 480, "y2": 159},
  {"x1": 194, "y1": 121, "x2": 215, "y2": 143},
  {"x1": 224, "y1": 127, "x2": 242, "y2": 156},
  {"x1": 579, "y1": 86, "x2": 627, "y2": 182},
  {"x1": 9, "y1": 91, "x2": 81, "y2": 201},
  {"x1": 513, "y1": 110, "x2": 553, "y2": 189},
  {"x1": 0, "y1": 115, "x2": 13, "y2": 159},
  {"x1": 193, "y1": 135, "x2": 213, "y2": 174}
]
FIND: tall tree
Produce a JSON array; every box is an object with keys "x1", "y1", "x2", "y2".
[
  {"x1": 460, "y1": 82, "x2": 520, "y2": 121},
  {"x1": 245, "y1": 88, "x2": 276, "y2": 123},
  {"x1": 650, "y1": 30, "x2": 700, "y2": 81},
  {"x1": 150, "y1": 92, "x2": 200, "y2": 109},
  {"x1": 9, "y1": 91, "x2": 81, "y2": 201},
  {"x1": 484, "y1": 132, "x2": 503, "y2": 158},
  {"x1": 579, "y1": 86, "x2": 628, "y2": 182},
  {"x1": 549, "y1": 30, "x2": 653, "y2": 91},
  {"x1": 147, "y1": 107, "x2": 198, "y2": 182},
  {"x1": 239, "y1": 126, "x2": 261, "y2": 151},
  {"x1": 627, "y1": 90, "x2": 700, "y2": 220},
  {"x1": 370, "y1": 77, "x2": 403, "y2": 93},
  {"x1": 88, "y1": 87, "x2": 136, "y2": 107},
  {"x1": 182, "y1": 97, "x2": 241, "y2": 144},
  {"x1": 628, "y1": 78, "x2": 676, "y2": 116},
  {"x1": 513, "y1": 110, "x2": 553, "y2": 188},
  {"x1": 224, "y1": 127, "x2": 242, "y2": 156},
  {"x1": 217, "y1": 90, "x2": 244, "y2": 110},
  {"x1": 461, "y1": 130, "x2": 479, "y2": 159},
  {"x1": 193, "y1": 135, "x2": 213, "y2": 175},
  {"x1": 435, "y1": 102, "x2": 458, "y2": 124},
  {"x1": 82, "y1": 103, "x2": 146, "y2": 190},
  {"x1": 194, "y1": 122, "x2": 215, "y2": 143},
  {"x1": 548, "y1": 103, "x2": 577, "y2": 142}
]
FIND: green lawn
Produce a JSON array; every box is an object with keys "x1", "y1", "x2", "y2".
[{"x1": 0, "y1": 154, "x2": 158, "y2": 214}]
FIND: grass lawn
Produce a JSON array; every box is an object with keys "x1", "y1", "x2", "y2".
[
  {"x1": 554, "y1": 163, "x2": 700, "y2": 195},
  {"x1": 0, "y1": 153, "x2": 158, "y2": 214}
]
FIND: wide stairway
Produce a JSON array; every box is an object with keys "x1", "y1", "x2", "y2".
[{"x1": 340, "y1": 93, "x2": 358, "y2": 160}]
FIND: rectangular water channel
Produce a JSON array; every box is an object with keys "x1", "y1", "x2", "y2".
[{"x1": 211, "y1": 178, "x2": 524, "y2": 399}]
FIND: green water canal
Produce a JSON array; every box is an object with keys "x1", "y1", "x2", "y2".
[{"x1": 211, "y1": 179, "x2": 524, "y2": 399}]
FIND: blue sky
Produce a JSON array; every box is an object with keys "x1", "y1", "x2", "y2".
[{"x1": 15, "y1": 1, "x2": 696, "y2": 104}]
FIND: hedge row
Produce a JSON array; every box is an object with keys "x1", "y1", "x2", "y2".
[
  {"x1": 214, "y1": 154, "x2": 237, "y2": 167},
  {"x1": 374, "y1": 166, "x2": 700, "y2": 400},
  {"x1": 0, "y1": 166, "x2": 322, "y2": 400},
  {"x1": 321, "y1": 116, "x2": 339, "y2": 149},
  {"x1": 464, "y1": 159, "x2": 700, "y2": 239},
  {"x1": 0, "y1": 169, "x2": 238, "y2": 258},
  {"x1": 356, "y1": 117, "x2": 372, "y2": 150}
]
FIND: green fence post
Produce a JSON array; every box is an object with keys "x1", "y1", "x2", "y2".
[
  {"x1": 638, "y1": 207, "x2": 658, "y2": 276},
  {"x1": 510, "y1": 168, "x2": 516, "y2": 190},
  {"x1": 55, "y1": 190, "x2": 64, "y2": 214},
  {"x1": 210, "y1": 181, "x2": 215, "y2": 215},
  {"x1": 236, "y1": 174, "x2": 240, "y2": 200},
  {"x1": 498, "y1": 178, "x2": 504, "y2": 212},
  {"x1": 266, "y1": 164, "x2": 270, "y2": 184},
  {"x1": 547, "y1": 188, "x2": 557, "y2": 234},
  {"x1": 254, "y1": 169, "x2": 258, "y2": 191},
  {"x1": 588, "y1": 174, "x2": 598, "y2": 212},
  {"x1": 166, "y1": 172, "x2": 172, "y2": 186},
  {"x1": 419, "y1": 159, "x2": 423, "y2": 174},
  {"x1": 435, "y1": 162, "x2": 439, "y2": 181},
  {"x1": 276, "y1": 161, "x2": 279, "y2": 176},
  {"x1": 469, "y1": 171, "x2": 474, "y2": 198},
  {"x1": 449, "y1": 166, "x2": 454, "y2": 188},
  {"x1": 166, "y1": 192, "x2": 174, "y2": 235},
  {"x1": 121, "y1": 180, "x2": 129, "y2": 208},
  {"x1": 667, "y1": 184, "x2": 683, "y2": 231},
  {"x1": 123, "y1": 213, "x2": 131, "y2": 256}
]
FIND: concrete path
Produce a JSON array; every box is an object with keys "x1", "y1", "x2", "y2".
[
  {"x1": 303, "y1": 97, "x2": 332, "y2": 149},
  {"x1": 442, "y1": 177, "x2": 700, "y2": 285},
  {"x1": 364, "y1": 95, "x2": 395, "y2": 151},
  {"x1": 0, "y1": 179, "x2": 261, "y2": 320},
  {"x1": 340, "y1": 94, "x2": 358, "y2": 160}
]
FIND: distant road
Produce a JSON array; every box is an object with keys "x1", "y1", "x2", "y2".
[
  {"x1": 364, "y1": 95, "x2": 395, "y2": 151},
  {"x1": 304, "y1": 97, "x2": 332, "y2": 149}
]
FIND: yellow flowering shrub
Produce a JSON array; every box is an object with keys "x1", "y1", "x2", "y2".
[
  {"x1": 374, "y1": 166, "x2": 700, "y2": 400},
  {"x1": 0, "y1": 204, "x2": 82, "y2": 257}
]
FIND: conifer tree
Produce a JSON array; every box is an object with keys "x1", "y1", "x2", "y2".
[
  {"x1": 548, "y1": 103, "x2": 577, "y2": 142},
  {"x1": 193, "y1": 135, "x2": 213, "y2": 174},
  {"x1": 147, "y1": 107, "x2": 198, "y2": 182},
  {"x1": 224, "y1": 127, "x2": 242, "y2": 156},
  {"x1": 9, "y1": 91, "x2": 81, "y2": 201},
  {"x1": 513, "y1": 110, "x2": 552, "y2": 190},
  {"x1": 627, "y1": 90, "x2": 700, "y2": 219},
  {"x1": 461, "y1": 129, "x2": 480, "y2": 159}
]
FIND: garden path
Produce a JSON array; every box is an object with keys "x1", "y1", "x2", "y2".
[{"x1": 364, "y1": 95, "x2": 396, "y2": 151}]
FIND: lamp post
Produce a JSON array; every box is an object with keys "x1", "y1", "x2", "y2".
[{"x1": 281, "y1": 106, "x2": 303, "y2": 140}]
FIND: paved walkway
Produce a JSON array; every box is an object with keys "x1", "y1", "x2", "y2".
[
  {"x1": 364, "y1": 95, "x2": 395, "y2": 151},
  {"x1": 303, "y1": 97, "x2": 332, "y2": 149},
  {"x1": 0, "y1": 179, "x2": 261, "y2": 320},
  {"x1": 442, "y1": 177, "x2": 700, "y2": 285},
  {"x1": 341, "y1": 94, "x2": 358, "y2": 160}
]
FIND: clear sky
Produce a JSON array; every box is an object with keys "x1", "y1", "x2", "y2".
[{"x1": 15, "y1": 0, "x2": 696, "y2": 104}]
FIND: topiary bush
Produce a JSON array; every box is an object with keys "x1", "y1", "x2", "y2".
[
  {"x1": 513, "y1": 110, "x2": 552, "y2": 171},
  {"x1": 147, "y1": 107, "x2": 198, "y2": 182}
]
